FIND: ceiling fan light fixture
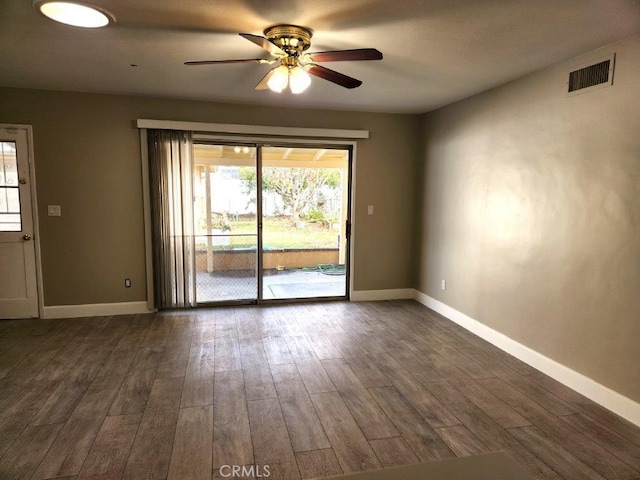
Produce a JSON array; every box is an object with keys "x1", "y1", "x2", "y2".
[
  {"x1": 35, "y1": 1, "x2": 114, "y2": 28},
  {"x1": 289, "y1": 66, "x2": 311, "y2": 94},
  {"x1": 267, "y1": 65, "x2": 289, "y2": 93}
]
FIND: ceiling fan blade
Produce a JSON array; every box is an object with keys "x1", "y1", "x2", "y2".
[
  {"x1": 185, "y1": 59, "x2": 268, "y2": 66},
  {"x1": 255, "y1": 68, "x2": 276, "y2": 90},
  {"x1": 307, "y1": 65, "x2": 363, "y2": 89},
  {"x1": 239, "y1": 33, "x2": 286, "y2": 56},
  {"x1": 309, "y1": 48, "x2": 383, "y2": 63}
]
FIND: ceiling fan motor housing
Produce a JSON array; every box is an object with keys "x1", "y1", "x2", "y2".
[{"x1": 264, "y1": 24, "x2": 312, "y2": 57}]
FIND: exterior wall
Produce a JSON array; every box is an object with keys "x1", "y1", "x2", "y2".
[{"x1": 195, "y1": 248, "x2": 339, "y2": 271}]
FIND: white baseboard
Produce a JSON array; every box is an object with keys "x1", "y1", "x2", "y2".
[
  {"x1": 43, "y1": 301, "x2": 155, "y2": 319},
  {"x1": 414, "y1": 290, "x2": 640, "y2": 427},
  {"x1": 351, "y1": 288, "x2": 415, "y2": 302}
]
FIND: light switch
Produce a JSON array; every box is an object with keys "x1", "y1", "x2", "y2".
[
  {"x1": 367, "y1": 205, "x2": 374, "y2": 215},
  {"x1": 48, "y1": 205, "x2": 61, "y2": 216}
]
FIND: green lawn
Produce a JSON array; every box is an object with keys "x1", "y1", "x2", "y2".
[{"x1": 196, "y1": 217, "x2": 340, "y2": 250}]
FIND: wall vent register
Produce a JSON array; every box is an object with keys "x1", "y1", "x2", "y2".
[{"x1": 568, "y1": 54, "x2": 615, "y2": 95}]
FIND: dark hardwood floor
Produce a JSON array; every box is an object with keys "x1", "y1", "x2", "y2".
[{"x1": 0, "y1": 300, "x2": 639, "y2": 479}]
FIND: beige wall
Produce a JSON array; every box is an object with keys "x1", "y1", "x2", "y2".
[
  {"x1": 0, "y1": 89, "x2": 420, "y2": 306},
  {"x1": 417, "y1": 34, "x2": 640, "y2": 403}
]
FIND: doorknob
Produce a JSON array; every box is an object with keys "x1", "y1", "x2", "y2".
[{"x1": 23, "y1": 234, "x2": 31, "y2": 241}]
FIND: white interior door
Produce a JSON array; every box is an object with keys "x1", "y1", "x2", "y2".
[{"x1": 0, "y1": 126, "x2": 39, "y2": 319}]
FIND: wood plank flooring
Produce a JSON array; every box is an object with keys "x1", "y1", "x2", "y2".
[{"x1": 1, "y1": 300, "x2": 639, "y2": 480}]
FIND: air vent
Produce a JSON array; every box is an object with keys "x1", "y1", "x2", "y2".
[{"x1": 567, "y1": 54, "x2": 615, "y2": 96}]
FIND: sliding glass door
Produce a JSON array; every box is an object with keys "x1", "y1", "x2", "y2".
[
  {"x1": 261, "y1": 146, "x2": 349, "y2": 300},
  {"x1": 193, "y1": 144, "x2": 258, "y2": 303},
  {"x1": 192, "y1": 142, "x2": 350, "y2": 304}
]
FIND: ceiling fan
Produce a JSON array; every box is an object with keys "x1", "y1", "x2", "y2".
[{"x1": 185, "y1": 24, "x2": 383, "y2": 94}]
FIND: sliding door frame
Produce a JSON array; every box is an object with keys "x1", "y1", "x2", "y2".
[
  {"x1": 256, "y1": 141, "x2": 353, "y2": 305},
  {"x1": 192, "y1": 137, "x2": 354, "y2": 305},
  {"x1": 256, "y1": 144, "x2": 264, "y2": 305}
]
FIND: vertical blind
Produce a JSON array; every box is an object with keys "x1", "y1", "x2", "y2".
[{"x1": 147, "y1": 129, "x2": 195, "y2": 309}]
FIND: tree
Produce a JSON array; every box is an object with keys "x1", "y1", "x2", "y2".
[{"x1": 239, "y1": 167, "x2": 340, "y2": 226}]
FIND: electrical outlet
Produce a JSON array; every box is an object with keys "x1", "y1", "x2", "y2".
[
  {"x1": 441, "y1": 279, "x2": 446, "y2": 290},
  {"x1": 124, "y1": 278, "x2": 132, "y2": 288}
]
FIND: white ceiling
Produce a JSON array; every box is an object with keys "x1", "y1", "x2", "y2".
[{"x1": 1, "y1": 0, "x2": 640, "y2": 113}]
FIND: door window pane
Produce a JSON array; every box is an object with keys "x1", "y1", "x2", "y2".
[
  {"x1": 261, "y1": 146, "x2": 348, "y2": 300},
  {"x1": 193, "y1": 144, "x2": 258, "y2": 303},
  {"x1": 0, "y1": 141, "x2": 21, "y2": 231}
]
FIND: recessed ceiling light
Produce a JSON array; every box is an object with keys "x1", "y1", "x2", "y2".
[{"x1": 35, "y1": 1, "x2": 115, "y2": 28}]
